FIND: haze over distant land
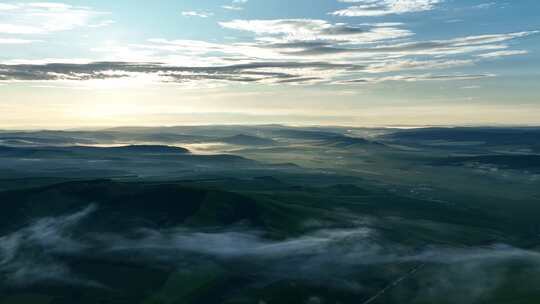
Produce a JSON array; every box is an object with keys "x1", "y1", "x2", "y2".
[{"x1": 0, "y1": 0, "x2": 539, "y2": 128}]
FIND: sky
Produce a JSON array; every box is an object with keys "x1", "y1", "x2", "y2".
[{"x1": 0, "y1": 0, "x2": 539, "y2": 129}]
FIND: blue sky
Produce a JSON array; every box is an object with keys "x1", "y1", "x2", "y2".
[{"x1": 0, "y1": 0, "x2": 539, "y2": 128}]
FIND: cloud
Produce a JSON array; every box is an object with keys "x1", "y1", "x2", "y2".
[
  {"x1": 0, "y1": 61, "x2": 364, "y2": 86},
  {"x1": 332, "y1": 0, "x2": 442, "y2": 17},
  {"x1": 477, "y1": 50, "x2": 529, "y2": 58},
  {"x1": 461, "y1": 85, "x2": 481, "y2": 89},
  {"x1": 4, "y1": 205, "x2": 540, "y2": 294},
  {"x1": 0, "y1": 12, "x2": 535, "y2": 87},
  {"x1": 2, "y1": 204, "x2": 540, "y2": 298},
  {"x1": 222, "y1": 5, "x2": 244, "y2": 11},
  {"x1": 88, "y1": 19, "x2": 115, "y2": 28},
  {"x1": 0, "y1": 4, "x2": 18, "y2": 10},
  {"x1": 217, "y1": 20, "x2": 536, "y2": 66},
  {"x1": 68, "y1": 226, "x2": 540, "y2": 294},
  {"x1": 335, "y1": 73, "x2": 496, "y2": 84},
  {"x1": 222, "y1": 0, "x2": 248, "y2": 11},
  {"x1": 284, "y1": 31, "x2": 537, "y2": 57},
  {"x1": 219, "y1": 19, "x2": 413, "y2": 43},
  {"x1": 0, "y1": 1, "x2": 535, "y2": 91},
  {"x1": 0, "y1": 38, "x2": 38, "y2": 44},
  {"x1": 363, "y1": 59, "x2": 473, "y2": 73},
  {"x1": 0, "y1": 204, "x2": 99, "y2": 286},
  {"x1": 181, "y1": 10, "x2": 214, "y2": 18},
  {"x1": 472, "y1": 2, "x2": 496, "y2": 9},
  {"x1": 0, "y1": 2, "x2": 111, "y2": 35}
]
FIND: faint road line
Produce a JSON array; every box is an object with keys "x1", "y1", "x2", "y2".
[{"x1": 361, "y1": 263, "x2": 426, "y2": 304}]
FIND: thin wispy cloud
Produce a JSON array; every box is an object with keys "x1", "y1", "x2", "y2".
[
  {"x1": 181, "y1": 10, "x2": 214, "y2": 18},
  {"x1": 0, "y1": 2, "x2": 111, "y2": 35},
  {"x1": 477, "y1": 50, "x2": 529, "y2": 58},
  {"x1": 332, "y1": 0, "x2": 442, "y2": 17},
  {"x1": 219, "y1": 19, "x2": 413, "y2": 43},
  {"x1": 0, "y1": 38, "x2": 38, "y2": 44},
  {"x1": 222, "y1": 5, "x2": 243, "y2": 11},
  {"x1": 472, "y1": 2, "x2": 496, "y2": 10},
  {"x1": 222, "y1": 0, "x2": 248, "y2": 11},
  {"x1": 335, "y1": 73, "x2": 496, "y2": 85}
]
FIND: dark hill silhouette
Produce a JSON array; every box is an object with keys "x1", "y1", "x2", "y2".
[
  {"x1": 103, "y1": 145, "x2": 190, "y2": 154},
  {"x1": 0, "y1": 144, "x2": 190, "y2": 157},
  {"x1": 0, "y1": 180, "x2": 263, "y2": 233}
]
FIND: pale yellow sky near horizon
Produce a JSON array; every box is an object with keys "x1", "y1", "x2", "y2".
[{"x1": 2, "y1": 79, "x2": 540, "y2": 129}]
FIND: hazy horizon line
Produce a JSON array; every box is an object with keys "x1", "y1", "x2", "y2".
[{"x1": 2, "y1": 123, "x2": 540, "y2": 132}]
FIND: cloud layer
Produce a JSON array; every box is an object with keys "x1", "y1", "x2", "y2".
[
  {"x1": 2, "y1": 204, "x2": 540, "y2": 298},
  {"x1": 0, "y1": 25, "x2": 535, "y2": 86},
  {"x1": 0, "y1": 2, "x2": 536, "y2": 88}
]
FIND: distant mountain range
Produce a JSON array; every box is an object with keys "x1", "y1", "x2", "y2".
[{"x1": 385, "y1": 127, "x2": 540, "y2": 147}]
